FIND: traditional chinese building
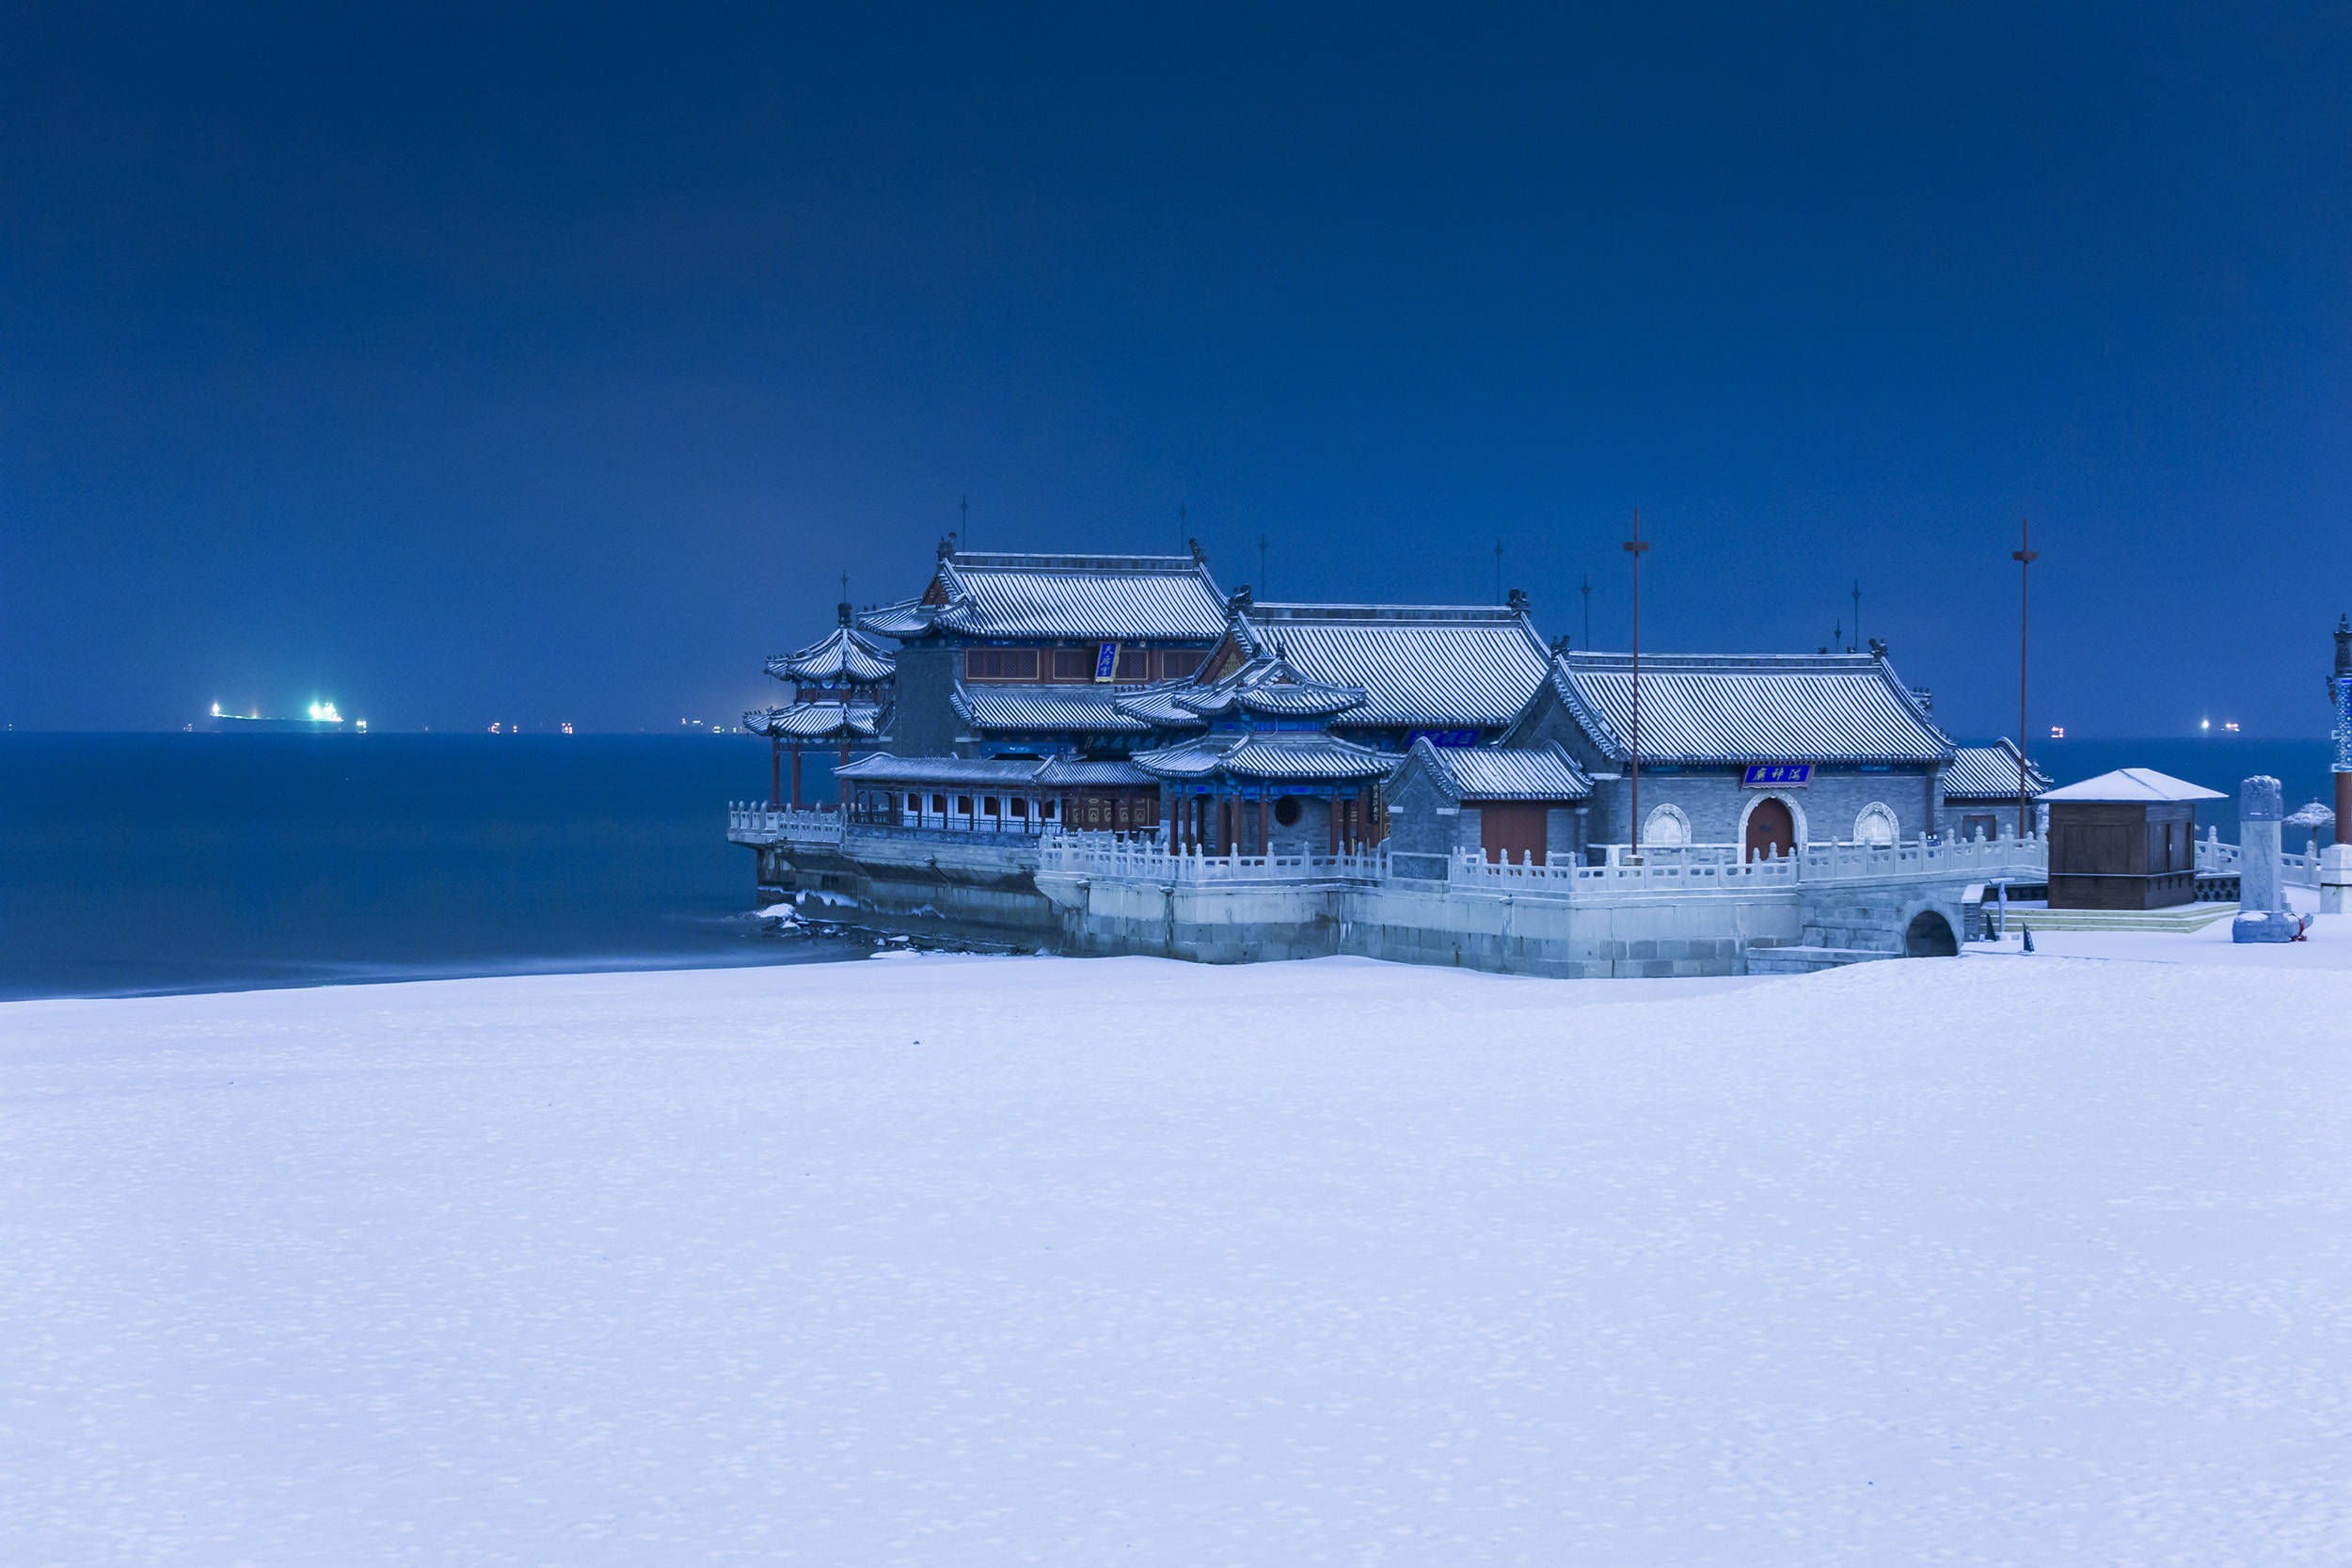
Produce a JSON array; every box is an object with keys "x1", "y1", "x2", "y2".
[{"x1": 1492, "y1": 649, "x2": 1955, "y2": 858}]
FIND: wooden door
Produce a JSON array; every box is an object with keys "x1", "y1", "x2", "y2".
[
  {"x1": 1481, "y1": 802, "x2": 1549, "y2": 864},
  {"x1": 1744, "y1": 797, "x2": 1795, "y2": 862}
]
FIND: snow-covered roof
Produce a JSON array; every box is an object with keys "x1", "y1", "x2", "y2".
[
  {"x1": 1943, "y1": 738, "x2": 2052, "y2": 800},
  {"x1": 951, "y1": 682, "x2": 1154, "y2": 734},
  {"x1": 2285, "y1": 800, "x2": 2337, "y2": 827},
  {"x1": 834, "y1": 752, "x2": 1154, "y2": 789},
  {"x1": 742, "y1": 701, "x2": 889, "y2": 741},
  {"x1": 1543, "y1": 651, "x2": 1953, "y2": 766},
  {"x1": 1424, "y1": 741, "x2": 1592, "y2": 801},
  {"x1": 865, "y1": 552, "x2": 1230, "y2": 642},
  {"x1": 1228, "y1": 603, "x2": 1552, "y2": 730},
  {"x1": 834, "y1": 754, "x2": 1052, "y2": 786},
  {"x1": 1132, "y1": 731, "x2": 1395, "y2": 784},
  {"x1": 2039, "y1": 768, "x2": 2227, "y2": 803},
  {"x1": 771, "y1": 613, "x2": 897, "y2": 686},
  {"x1": 1123, "y1": 646, "x2": 1367, "y2": 725}
]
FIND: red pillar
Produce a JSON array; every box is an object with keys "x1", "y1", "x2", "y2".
[
  {"x1": 790, "y1": 745, "x2": 804, "y2": 808},
  {"x1": 770, "y1": 737, "x2": 781, "y2": 809}
]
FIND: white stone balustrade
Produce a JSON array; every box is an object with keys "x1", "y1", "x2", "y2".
[
  {"x1": 1041, "y1": 832, "x2": 1388, "y2": 884},
  {"x1": 726, "y1": 803, "x2": 847, "y2": 845}
]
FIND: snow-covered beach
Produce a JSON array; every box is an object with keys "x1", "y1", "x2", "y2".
[{"x1": 6, "y1": 949, "x2": 2349, "y2": 1564}]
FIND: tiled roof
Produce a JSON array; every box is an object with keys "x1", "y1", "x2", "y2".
[
  {"x1": 2039, "y1": 768, "x2": 2226, "y2": 803},
  {"x1": 1429, "y1": 741, "x2": 1592, "y2": 801},
  {"x1": 743, "y1": 701, "x2": 889, "y2": 740},
  {"x1": 1152, "y1": 648, "x2": 1367, "y2": 721},
  {"x1": 771, "y1": 622, "x2": 896, "y2": 686},
  {"x1": 857, "y1": 599, "x2": 932, "y2": 638},
  {"x1": 951, "y1": 682, "x2": 1153, "y2": 733},
  {"x1": 1133, "y1": 731, "x2": 1395, "y2": 784},
  {"x1": 1111, "y1": 683, "x2": 1210, "y2": 728},
  {"x1": 1032, "y1": 756, "x2": 1156, "y2": 787},
  {"x1": 834, "y1": 754, "x2": 1053, "y2": 786},
  {"x1": 1544, "y1": 652, "x2": 1953, "y2": 766},
  {"x1": 865, "y1": 552, "x2": 1230, "y2": 641},
  {"x1": 1943, "y1": 739, "x2": 2052, "y2": 800},
  {"x1": 1232, "y1": 604, "x2": 1551, "y2": 729},
  {"x1": 834, "y1": 753, "x2": 1154, "y2": 788}
]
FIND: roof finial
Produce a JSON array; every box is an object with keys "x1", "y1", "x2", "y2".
[{"x1": 960, "y1": 495, "x2": 969, "y2": 553}]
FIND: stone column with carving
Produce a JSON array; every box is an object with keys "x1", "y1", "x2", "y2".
[{"x1": 2233, "y1": 774, "x2": 2298, "y2": 942}]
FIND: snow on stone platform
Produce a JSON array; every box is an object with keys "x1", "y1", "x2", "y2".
[{"x1": 4, "y1": 955, "x2": 2349, "y2": 1564}]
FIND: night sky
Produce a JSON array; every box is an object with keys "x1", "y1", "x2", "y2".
[{"x1": 6, "y1": 5, "x2": 2348, "y2": 736}]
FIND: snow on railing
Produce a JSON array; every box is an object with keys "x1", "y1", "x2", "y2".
[
  {"x1": 1453, "y1": 832, "x2": 2045, "y2": 895},
  {"x1": 726, "y1": 803, "x2": 846, "y2": 843},
  {"x1": 1041, "y1": 832, "x2": 1389, "y2": 883},
  {"x1": 2196, "y1": 831, "x2": 2321, "y2": 887}
]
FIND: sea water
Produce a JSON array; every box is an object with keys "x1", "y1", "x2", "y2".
[
  {"x1": 0, "y1": 732, "x2": 2336, "y2": 1001},
  {"x1": 0, "y1": 734, "x2": 863, "y2": 1001}
]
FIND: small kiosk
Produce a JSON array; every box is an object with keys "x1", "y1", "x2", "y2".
[{"x1": 2041, "y1": 768, "x2": 2225, "y2": 911}]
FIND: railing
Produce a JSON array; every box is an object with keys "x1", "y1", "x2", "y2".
[
  {"x1": 2199, "y1": 832, "x2": 2324, "y2": 888},
  {"x1": 1456, "y1": 846, "x2": 1799, "y2": 892},
  {"x1": 1453, "y1": 832, "x2": 2046, "y2": 895},
  {"x1": 1041, "y1": 832, "x2": 1389, "y2": 883},
  {"x1": 726, "y1": 803, "x2": 846, "y2": 843}
]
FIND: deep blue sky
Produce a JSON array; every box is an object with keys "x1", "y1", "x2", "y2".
[{"x1": 5, "y1": 4, "x2": 2348, "y2": 736}]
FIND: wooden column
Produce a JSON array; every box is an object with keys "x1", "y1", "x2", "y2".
[
  {"x1": 789, "y1": 745, "x2": 804, "y2": 808},
  {"x1": 770, "y1": 736, "x2": 781, "y2": 809},
  {"x1": 1327, "y1": 790, "x2": 1341, "y2": 855}
]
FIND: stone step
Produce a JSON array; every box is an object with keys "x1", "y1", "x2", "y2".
[{"x1": 1993, "y1": 903, "x2": 2238, "y2": 933}]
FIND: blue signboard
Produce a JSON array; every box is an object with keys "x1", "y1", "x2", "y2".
[
  {"x1": 1740, "y1": 763, "x2": 1813, "y2": 788},
  {"x1": 1094, "y1": 641, "x2": 1120, "y2": 682},
  {"x1": 1407, "y1": 728, "x2": 1481, "y2": 749}
]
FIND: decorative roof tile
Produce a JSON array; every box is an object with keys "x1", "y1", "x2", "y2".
[
  {"x1": 866, "y1": 552, "x2": 1229, "y2": 641},
  {"x1": 1943, "y1": 739, "x2": 2053, "y2": 800},
  {"x1": 1231, "y1": 604, "x2": 1551, "y2": 729},
  {"x1": 771, "y1": 617, "x2": 897, "y2": 686},
  {"x1": 951, "y1": 682, "x2": 1153, "y2": 733},
  {"x1": 1432, "y1": 741, "x2": 1592, "y2": 801},
  {"x1": 1545, "y1": 651, "x2": 1953, "y2": 766},
  {"x1": 743, "y1": 701, "x2": 889, "y2": 741},
  {"x1": 1133, "y1": 731, "x2": 1395, "y2": 784},
  {"x1": 833, "y1": 753, "x2": 1156, "y2": 788}
]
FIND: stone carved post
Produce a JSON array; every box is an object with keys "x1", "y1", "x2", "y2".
[
  {"x1": 2233, "y1": 775, "x2": 2298, "y2": 942},
  {"x1": 2324, "y1": 843, "x2": 2351, "y2": 916}
]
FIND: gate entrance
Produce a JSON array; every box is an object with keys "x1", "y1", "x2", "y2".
[{"x1": 1744, "y1": 797, "x2": 1795, "y2": 862}]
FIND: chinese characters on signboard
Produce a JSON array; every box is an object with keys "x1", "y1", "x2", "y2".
[
  {"x1": 1093, "y1": 642, "x2": 1120, "y2": 683},
  {"x1": 1740, "y1": 763, "x2": 1814, "y2": 788}
]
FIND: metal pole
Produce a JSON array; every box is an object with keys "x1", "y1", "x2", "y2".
[
  {"x1": 2013, "y1": 518, "x2": 2038, "y2": 836},
  {"x1": 1622, "y1": 511, "x2": 1648, "y2": 854},
  {"x1": 2333, "y1": 616, "x2": 2352, "y2": 844},
  {"x1": 1580, "y1": 575, "x2": 1590, "y2": 649}
]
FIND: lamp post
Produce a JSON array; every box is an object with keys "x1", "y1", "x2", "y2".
[
  {"x1": 1623, "y1": 510, "x2": 1649, "y2": 854},
  {"x1": 2012, "y1": 518, "x2": 2038, "y2": 837}
]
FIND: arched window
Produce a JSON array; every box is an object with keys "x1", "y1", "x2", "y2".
[
  {"x1": 1853, "y1": 801, "x2": 1899, "y2": 847},
  {"x1": 1641, "y1": 802, "x2": 1692, "y2": 847},
  {"x1": 1273, "y1": 796, "x2": 1303, "y2": 827}
]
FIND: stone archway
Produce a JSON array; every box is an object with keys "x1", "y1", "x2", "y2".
[
  {"x1": 1904, "y1": 910, "x2": 1959, "y2": 957},
  {"x1": 1742, "y1": 796, "x2": 1797, "y2": 862}
]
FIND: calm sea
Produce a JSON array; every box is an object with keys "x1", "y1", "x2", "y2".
[
  {"x1": 0, "y1": 734, "x2": 861, "y2": 1002},
  {"x1": 0, "y1": 731, "x2": 2336, "y2": 1002}
]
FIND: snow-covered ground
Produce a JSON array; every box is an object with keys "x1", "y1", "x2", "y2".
[
  {"x1": 5, "y1": 953, "x2": 2349, "y2": 1564},
  {"x1": 1991, "y1": 894, "x2": 2352, "y2": 968}
]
